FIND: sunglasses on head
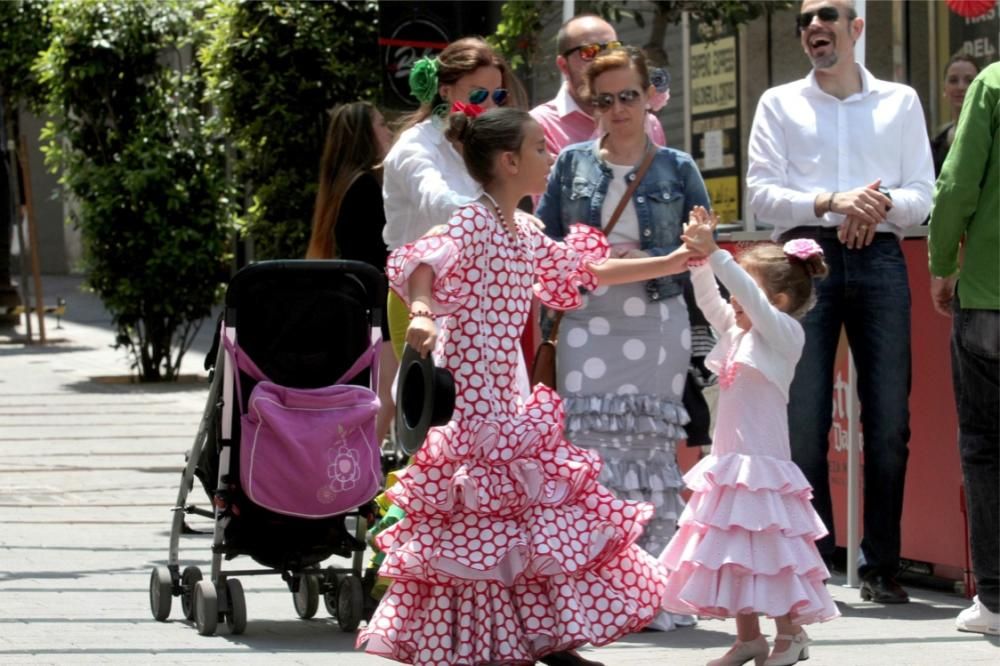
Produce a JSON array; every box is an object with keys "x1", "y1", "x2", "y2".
[
  {"x1": 562, "y1": 40, "x2": 623, "y2": 61},
  {"x1": 468, "y1": 87, "x2": 509, "y2": 106},
  {"x1": 592, "y1": 89, "x2": 642, "y2": 110},
  {"x1": 796, "y1": 6, "x2": 847, "y2": 35}
]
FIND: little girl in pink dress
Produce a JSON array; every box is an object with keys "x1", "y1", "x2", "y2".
[
  {"x1": 359, "y1": 107, "x2": 700, "y2": 665},
  {"x1": 659, "y1": 208, "x2": 839, "y2": 666}
]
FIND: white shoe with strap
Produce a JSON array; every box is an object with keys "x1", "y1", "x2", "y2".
[
  {"x1": 763, "y1": 628, "x2": 810, "y2": 665},
  {"x1": 706, "y1": 635, "x2": 769, "y2": 666}
]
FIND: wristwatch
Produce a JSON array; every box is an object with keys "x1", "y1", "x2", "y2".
[{"x1": 877, "y1": 186, "x2": 892, "y2": 212}]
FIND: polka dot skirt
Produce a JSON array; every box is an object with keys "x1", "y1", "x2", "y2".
[{"x1": 359, "y1": 204, "x2": 669, "y2": 664}]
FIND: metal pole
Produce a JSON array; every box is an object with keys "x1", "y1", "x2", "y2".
[
  {"x1": 845, "y1": 0, "x2": 866, "y2": 590},
  {"x1": 19, "y1": 135, "x2": 46, "y2": 344},
  {"x1": 562, "y1": 0, "x2": 574, "y2": 24}
]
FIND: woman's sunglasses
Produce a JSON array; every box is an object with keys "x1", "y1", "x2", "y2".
[
  {"x1": 562, "y1": 40, "x2": 623, "y2": 62},
  {"x1": 795, "y1": 6, "x2": 846, "y2": 36},
  {"x1": 592, "y1": 89, "x2": 642, "y2": 110},
  {"x1": 468, "y1": 87, "x2": 509, "y2": 106}
]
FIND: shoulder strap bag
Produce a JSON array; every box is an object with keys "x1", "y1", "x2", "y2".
[{"x1": 530, "y1": 144, "x2": 657, "y2": 390}]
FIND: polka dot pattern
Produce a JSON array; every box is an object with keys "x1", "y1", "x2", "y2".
[{"x1": 360, "y1": 204, "x2": 667, "y2": 663}]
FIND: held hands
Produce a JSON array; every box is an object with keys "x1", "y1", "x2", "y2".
[
  {"x1": 834, "y1": 179, "x2": 891, "y2": 249},
  {"x1": 681, "y1": 205, "x2": 719, "y2": 257}
]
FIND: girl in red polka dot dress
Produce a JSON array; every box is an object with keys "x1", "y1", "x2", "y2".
[{"x1": 356, "y1": 108, "x2": 702, "y2": 665}]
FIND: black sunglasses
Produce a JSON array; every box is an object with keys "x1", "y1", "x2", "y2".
[
  {"x1": 562, "y1": 40, "x2": 623, "y2": 61},
  {"x1": 468, "y1": 87, "x2": 508, "y2": 106},
  {"x1": 796, "y1": 6, "x2": 849, "y2": 36},
  {"x1": 592, "y1": 89, "x2": 642, "y2": 110}
]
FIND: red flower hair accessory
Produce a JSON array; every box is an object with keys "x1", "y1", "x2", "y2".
[
  {"x1": 783, "y1": 238, "x2": 823, "y2": 261},
  {"x1": 450, "y1": 101, "x2": 485, "y2": 118}
]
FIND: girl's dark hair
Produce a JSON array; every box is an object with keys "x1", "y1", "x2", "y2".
[
  {"x1": 445, "y1": 108, "x2": 532, "y2": 185},
  {"x1": 396, "y1": 37, "x2": 526, "y2": 135},
  {"x1": 306, "y1": 102, "x2": 381, "y2": 259},
  {"x1": 582, "y1": 45, "x2": 651, "y2": 106},
  {"x1": 739, "y1": 244, "x2": 829, "y2": 320}
]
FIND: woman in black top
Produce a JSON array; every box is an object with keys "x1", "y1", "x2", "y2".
[
  {"x1": 930, "y1": 55, "x2": 980, "y2": 176},
  {"x1": 308, "y1": 101, "x2": 395, "y2": 442}
]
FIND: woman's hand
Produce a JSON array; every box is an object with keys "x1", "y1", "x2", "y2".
[
  {"x1": 405, "y1": 315, "x2": 437, "y2": 358},
  {"x1": 682, "y1": 205, "x2": 719, "y2": 256}
]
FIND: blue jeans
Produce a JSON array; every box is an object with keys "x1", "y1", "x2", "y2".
[
  {"x1": 783, "y1": 230, "x2": 912, "y2": 578},
  {"x1": 951, "y1": 303, "x2": 999, "y2": 613}
]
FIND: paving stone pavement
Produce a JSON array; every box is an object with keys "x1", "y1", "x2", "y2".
[{"x1": 0, "y1": 276, "x2": 996, "y2": 665}]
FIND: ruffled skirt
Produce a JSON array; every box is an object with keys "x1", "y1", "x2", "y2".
[
  {"x1": 564, "y1": 393, "x2": 689, "y2": 555},
  {"x1": 357, "y1": 386, "x2": 668, "y2": 664},
  {"x1": 660, "y1": 452, "x2": 839, "y2": 625}
]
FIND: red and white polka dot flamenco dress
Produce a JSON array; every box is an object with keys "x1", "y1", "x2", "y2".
[{"x1": 357, "y1": 203, "x2": 669, "y2": 664}]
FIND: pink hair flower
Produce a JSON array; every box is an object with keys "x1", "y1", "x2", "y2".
[
  {"x1": 648, "y1": 89, "x2": 670, "y2": 112},
  {"x1": 783, "y1": 238, "x2": 824, "y2": 261}
]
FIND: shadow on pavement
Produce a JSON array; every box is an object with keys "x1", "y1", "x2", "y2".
[
  {"x1": 834, "y1": 598, "x2": 966, "y2": 621},
  {"x1": 61, "y1": 377, "x2": 210, "y2": 395}
]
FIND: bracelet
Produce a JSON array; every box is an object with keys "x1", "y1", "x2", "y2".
[
  {"x1": 827, "y1": 192, "x2": 836, "y2": 214},
  {"x1": 408, "y1": 309, "x2": 436, "y2": 320},
  {"x1": 687, "y1": 258, "x2": 709, "y2": 268}
]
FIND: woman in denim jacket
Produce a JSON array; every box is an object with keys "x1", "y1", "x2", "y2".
[{"x1": 536, "y1": 46, "x2": 709, "y2": 630}]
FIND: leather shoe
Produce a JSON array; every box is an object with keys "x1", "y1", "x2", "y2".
[
  {"x1": 859, "y1": 573, "x2": 909, "y2": 604},
  {"x1": 538, "y1": 651, "x2": 604, "y2": 666}
]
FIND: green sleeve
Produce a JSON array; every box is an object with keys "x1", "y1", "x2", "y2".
[{"x1": 928, "y1": 73, "x2": 996, "y2": 278}]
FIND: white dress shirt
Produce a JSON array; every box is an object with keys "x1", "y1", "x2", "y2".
[
  {"x1": 747, "y1": 65, "x2": 934, "y2": 240},
  {"x1": 382, "y1": 119, "x2": 482, "y2": 251}
]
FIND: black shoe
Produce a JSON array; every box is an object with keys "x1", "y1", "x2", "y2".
[
  {"x1": 538, "y1": 651, "x2": 605, "y2": 666},
  {"x1": 860, "y1": 573, "x2": 910, "y2": 604}
]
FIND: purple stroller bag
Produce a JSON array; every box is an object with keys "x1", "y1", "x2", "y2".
[{"x1": 224, "y1": 333, "x2": 382, "y2": 519}]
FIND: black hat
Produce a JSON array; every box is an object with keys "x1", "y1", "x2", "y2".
[{"x1": 396, "y1": 344, "x2": 456, "y2": 456}]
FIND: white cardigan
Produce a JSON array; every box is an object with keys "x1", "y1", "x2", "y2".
[
  {"x1": 692, "y1": 250, "x2": 805, "y2": 401},
  {"x1": 381, "y1": 119, "x2": 483, "y2": 251}
]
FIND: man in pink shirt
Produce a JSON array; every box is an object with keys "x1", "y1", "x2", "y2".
[{"x1": 530, "y1": 13, "x2": 666, "y2": 158}]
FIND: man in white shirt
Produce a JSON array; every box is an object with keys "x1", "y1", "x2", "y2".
[
  {"x1": 746, "y1": 0, "x2": 934, "y2": 604},
  {"x1": 529, "y1": 13, "x2": 665, "y2": 158}
]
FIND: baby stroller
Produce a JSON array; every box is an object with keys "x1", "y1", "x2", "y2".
[{"x1": 148, "y1": 259, "x2": 386, "y2": 636}]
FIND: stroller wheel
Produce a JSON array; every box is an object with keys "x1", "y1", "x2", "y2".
[
  {"x1": 337, "y1": 574, "x2": 364, "y2": 632},
  {"x1": 149, "y1": 566, "x2": 173, "y2": 621},
  {"x1": 322, "y1": 566, "x2": 341, "y2": 617},
  {"x1": 194, "y1": 580, "x2": 218, "y2": 636},
  {"x1": 224, "y1": 578, "x2": 247, "y2": 635},
  {"x1": 293, "y1": 574, "x2": 320, "y2": 619},
  {"x1": 180, "y1": 566, "x2": 203, "y2": 621}
]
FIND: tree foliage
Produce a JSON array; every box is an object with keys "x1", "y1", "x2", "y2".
[
  {"x1": 36, "y1": 0, "x2": 229, "y2": 381},
  {"x1": 0, "y1": 0, "x2": 52, "y2": 114},
  {"x1": 491, "y1": 0, "x2": 792, "y2": 70},
  {"x1": 198, "y1": 0, "x2": 380, "y2": 260}
]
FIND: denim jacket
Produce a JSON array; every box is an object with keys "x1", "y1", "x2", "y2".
[{"x1": 536, "y1": 139, "x2": 710, "y2": 301}]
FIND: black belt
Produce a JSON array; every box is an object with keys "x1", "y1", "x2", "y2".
[{"x1": 779, "y1": 226, "x2": 896, "y2": 242}]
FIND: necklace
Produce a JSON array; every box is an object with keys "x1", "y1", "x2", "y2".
[{"x1": 482, "y1": 192, "x2": 518, "y2": 240}]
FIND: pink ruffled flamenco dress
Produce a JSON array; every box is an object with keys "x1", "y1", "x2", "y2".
[
  {"x1": 357, "y1": 203, "x2": 669, "y2": 665},
  {"x1": 659, "y1": 256, "x2": 839, "y2": 626}
]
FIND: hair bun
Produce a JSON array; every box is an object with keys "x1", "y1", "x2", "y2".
[
  {"x1": 444, "y1": 112, "x2": 471, "y2": 145},
  {"x1": 802, "y1": 254, "x2": 829, "y2": 279}
]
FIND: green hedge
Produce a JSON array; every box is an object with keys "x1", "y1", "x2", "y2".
[
  {"x1": 199, "y1": 0, "x2": 381, "y2": 260},
  {"x1": 36, "y1": 0, "x2": 229, "y2": 381}
]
